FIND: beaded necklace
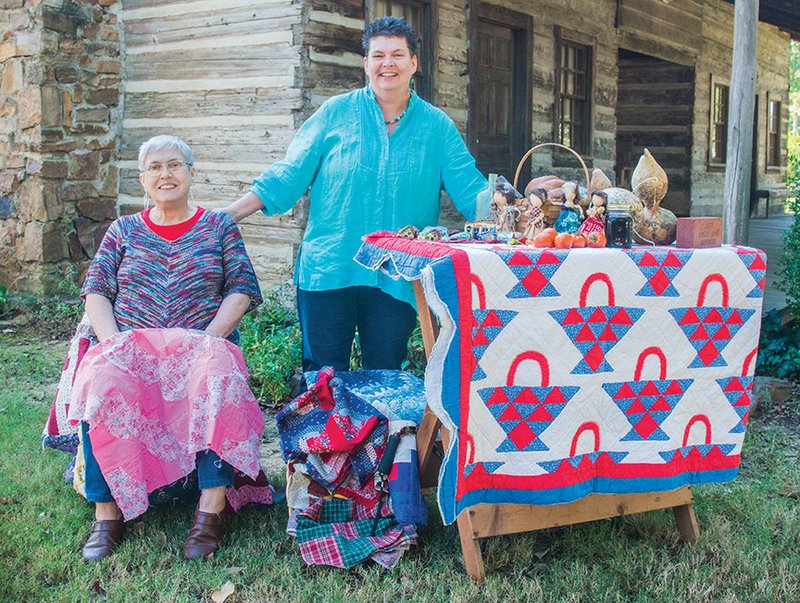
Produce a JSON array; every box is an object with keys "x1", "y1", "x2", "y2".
[{"x1": 384, "y1": 111, "x2": 406, "y2": 125}]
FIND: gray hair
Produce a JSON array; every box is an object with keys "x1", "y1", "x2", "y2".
[{"x1": 137, "y1": 135, "x2": 194, "y2": 171}]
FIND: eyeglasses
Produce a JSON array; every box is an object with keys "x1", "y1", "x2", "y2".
[{"x1": 144, "y1": 160, "x2": 189, "y2": 176}]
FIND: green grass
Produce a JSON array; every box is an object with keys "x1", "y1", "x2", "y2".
[{"x1": 1, "y1": 334, "x2": 798, "y2": 602}]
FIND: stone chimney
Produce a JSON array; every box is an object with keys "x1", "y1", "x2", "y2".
[{"x1": 0, "y1": 0, "x2": 122, "y2": 294}]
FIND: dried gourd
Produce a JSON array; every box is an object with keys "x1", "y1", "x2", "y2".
[
  {"x1": 631, "y1": 149, "x2": 668, "y2": 208},
  {"x1": 590, "y1": 168, "x2": 613, "y2": 192}
]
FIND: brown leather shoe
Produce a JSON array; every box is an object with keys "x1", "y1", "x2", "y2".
[
  {"x1": 183, "y1": 510, "x2": 225, "y2": 560},
  {"x1": 81, "y1": 519, "x2": 126, "y2": 562}
]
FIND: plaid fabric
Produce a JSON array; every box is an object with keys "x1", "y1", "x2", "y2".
[
  {"x1": 295, "y1": 498, "x2": 417, "y2": 570},
  {"x1": 276, "y1": 368, "x2": 388, "y2": 490}
]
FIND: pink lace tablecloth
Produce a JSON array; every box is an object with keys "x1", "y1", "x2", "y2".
[{"x1": 68, "y1": 328, "x2": 265, "y2": 520}]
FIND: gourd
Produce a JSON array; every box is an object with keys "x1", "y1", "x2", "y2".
[{"x1": 629, "y1": 149, "x2": 676, "y2": 245}]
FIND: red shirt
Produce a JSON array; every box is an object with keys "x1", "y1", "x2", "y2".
[{"x1": 142, "y1": 207, "x2": 206, "y2": 241}]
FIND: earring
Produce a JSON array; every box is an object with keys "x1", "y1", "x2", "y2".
[
  {"x1": 142, "y1": 192, "x2": 150, "y2": 209},
  {"x1": 189, "y1": 189, "x2": 196, "y2": 205}
]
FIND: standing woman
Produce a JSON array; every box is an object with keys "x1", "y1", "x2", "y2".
[
  {"x1": 68, "y1": 135, "x2": 266, "y2": 561},
  {"x1": 224, "y1": 16, "x2": 488, "y2": 373}
]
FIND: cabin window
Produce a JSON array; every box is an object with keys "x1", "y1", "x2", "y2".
[
  {"x1": 555, "y1": 37, "x2": 592, "y2": 156},
  {"x1": 766, "y1": 97, "x2": 782, "y2": 169},
  {"x1": 709, "y1": 81, "x2": 729, "y2": 165},
  {"x1": 367, "y1": 0, "x2": 433, "y2": 102}
]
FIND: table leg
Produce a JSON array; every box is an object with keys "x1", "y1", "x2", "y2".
[
  {"x1": 457, "y1": 511, "x2": 486, "y2": 581},
  {"x1": 441, "y1": 425, "x2": 487, "y2": 580},
  {"x1": 413, "y1": 280, "x2": 439, "y2": 357},
  {"x1": 413, "y1": 280, "x2": 443, "y2": 488},
  {"x1": 672, "y1": 496, "x2": 700, "y2": 543}
]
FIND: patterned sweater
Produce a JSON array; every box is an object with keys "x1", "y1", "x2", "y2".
[{"x1": 82, "y1": 210, "x2": 262, "y2": 332}]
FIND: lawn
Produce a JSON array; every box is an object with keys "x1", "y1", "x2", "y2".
[{"x1": 1, "y1": 333, "x2": 798, "y2": 603}]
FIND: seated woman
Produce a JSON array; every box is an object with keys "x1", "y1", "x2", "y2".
[{"x1": 64, "y1": 135, "x2": 266, "y2": 562}]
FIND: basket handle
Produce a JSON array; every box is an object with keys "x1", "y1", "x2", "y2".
[
  {"x1": 742, "y1": 347, "x2": 758, "y2": 377},
  {"x1": 507, "y1": 351, "x2": 549, "y2": 386},
  {"x1": 697, "y1": 273, "x2": 729, "y2": 307},
  {"x1": 513, "y1": 142, "x2": 591, "y2": 194},
  {"x1": 579, "y1": 273, "x2": 615, "y2": 307},
  {"x1": 570, "y1": 422, "x2": 600, "y2": 457},
  {"x1": 470, "y1": 272, "x2": 486, "y2": 310},
  {"x1": 634, "y1": 346, "x2": 667, "y2": 381},
  {"x1": 682, "y1": 414, "x2": 712, "y2": 447}
]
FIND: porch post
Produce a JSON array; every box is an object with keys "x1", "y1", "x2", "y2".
[{"x1": 722, "y1": 0, "x2": 759, "y2": 244}]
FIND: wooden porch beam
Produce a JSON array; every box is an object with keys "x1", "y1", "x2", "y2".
[{"x1": 722, "y1": 0, "x2": 759, "y2": 244}]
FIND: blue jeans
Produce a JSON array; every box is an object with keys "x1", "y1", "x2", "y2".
[
  {"x1": 81, "y1": 422, "x2": 234, "y2": 504},
  {"x1": 297, "y1": 286, "x2": 417, "y2": 372}
]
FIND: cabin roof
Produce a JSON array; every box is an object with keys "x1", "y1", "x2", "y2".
[{"x1": 723, "y1": 0, "x2": 800, "y2": 39}]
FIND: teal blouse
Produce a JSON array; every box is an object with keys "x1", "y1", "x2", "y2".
[{"x1": 250, "y1": 86, "x2": 487, "y2": 307}]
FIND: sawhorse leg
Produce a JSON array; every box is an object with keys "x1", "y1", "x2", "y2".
[{"x1": 414, "y1": 280, "x2": 442, "y2": 489}]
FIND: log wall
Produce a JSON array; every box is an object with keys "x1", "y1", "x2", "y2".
[
  {"x1": 113, "y1": 0, "x2": 792, "y2": 295},
  {"x1": 120, "y1": 0, "x2": 305, "y2": 290}
]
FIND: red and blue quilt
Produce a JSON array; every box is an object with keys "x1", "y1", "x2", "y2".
[{"x1": 356, "y1": 233, "x2": 766, "y2": 524}]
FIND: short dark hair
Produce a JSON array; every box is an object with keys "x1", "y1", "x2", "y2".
[{"x1": 362, "y1": 16, "x2": 420, "y2": 56}]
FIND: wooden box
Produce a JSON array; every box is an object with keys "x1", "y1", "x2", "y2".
[{"x1": 676, "y1": 217, "x2": 722, "y2": 248}]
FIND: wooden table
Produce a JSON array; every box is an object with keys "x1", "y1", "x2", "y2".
[{"x1": 355, "y1": 233, "x2": 765, "y2": 580}]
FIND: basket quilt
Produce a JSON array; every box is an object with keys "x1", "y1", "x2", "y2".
[{"x1": 356, "y1": 234, "x2": 766, "y2": 524}]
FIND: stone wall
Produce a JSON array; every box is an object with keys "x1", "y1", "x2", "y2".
[{"x1": 0, "y1": 0, "x2": 122, "y2": 294}]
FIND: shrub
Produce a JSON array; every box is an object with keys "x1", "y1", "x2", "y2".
[
  {"x1": 756, "y1": 309, "x2": 800, "y2": 380},
  {"x1": 0, "y1": 284, "x2": 9, "y2": 317},
  {"x1": 23, "y1": 265, "x2": 84, "y2": 339},
  {"x1": 778, "y1": 163, "x2": 800, "y2": 320},
  {"x1": 239, "y1": 285, "x2": 302, "y2": 406},
  {"x1": 758, "y1": 132, "x2": 800, "y2": 380}
]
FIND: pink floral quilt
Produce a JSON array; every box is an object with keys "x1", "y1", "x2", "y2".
[{"x1": 68, "y1": 328, "x2": 265, "y2": 520}]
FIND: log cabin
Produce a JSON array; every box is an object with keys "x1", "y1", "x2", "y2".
[{"x1": 0, "y1": 0, "x2": 798, "y2": 295}]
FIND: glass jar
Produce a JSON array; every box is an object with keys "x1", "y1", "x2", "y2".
[{"x1": 605, "y1": 206, "x2": 633, "y2": 248}]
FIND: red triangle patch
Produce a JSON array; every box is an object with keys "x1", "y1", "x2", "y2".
[
  {"x1": 486, "y1": 389, "x2": 509, "y2": 405},
  {"x1": 639, "y1": 252, "x2": 659, "y2": 266},
  {"x1": 498, "y1": 405, "x2": 523, "y2": 422},
  {"x1": 562, "y1": 308, "x2": 584, "y2": 325},
  {"x1": 650, "y1": 396, "x2": 672, "y2": 411},
  {"x1": 663, "y1": 252, "x2": 685, "y2": 267},
  {"x1": 473, "y1": 330, "x2": 490, "y2": 346},
  {"x1": 544, "y1": 389, "x2": 568, "y2": 405},
  {"x1": 724, "y1": 378, "x2": 745, "y2": 392},
  {"x1": 664, "y1": 381, "x2": 685, "y2": 395},
  {"x1": 589, "y1": 308, "x2": 607, "y2": 323},
  {"x1": 575, "y1": 324, "x2": 597, "y2": 342},
  {"x1": 507, "y1": 251, "x2": 533, "y2": 266},
  {"x1": 529, "y1": 404, "x2": 554, "y2": 422},
  {"x1": 639, "y1": 381, "x2": 660, "y2": 396},
  {"x1": 609, "y1": 309, "x2": 634, "y2": 325},
  {"x1": 713, "y1": 325, "x2": 732, "y2": 341},
  {"x1": 538, "y1": 250, "x2": 562, "y2": 265},
  {"x1": 726, "y1": 311, "x2": 745, "y2": 325},
  {"x1": 481, "y1": 311, "x2": 503, "y2": 327},
  {"x1": 679, "y1": 309, "x2": 699, "y2": 325},
  {"x1": 615, "y1": 383, "x2": 637, "y2": 399},
  {"x1": 598, "y1": 325, "x2": 618, "y2": 342},
  {"x1": 627, "y1": 399, "x2": 647, "y2": 414}
]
